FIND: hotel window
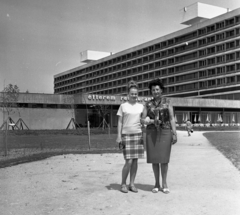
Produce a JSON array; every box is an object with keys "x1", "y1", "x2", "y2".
[
  {"x1": 225, "y1": 18, "x2": 235, "y2": 27},
  {"x1": 237, "y1": 76, "x2": 240, "y2": 82},
  {"x1": 143, "y1": 65, "x2": 148, "y2": 71},
  {"x1": 149, "y1": 72, "x2": 154, "y2": 78},
  {"x1": 168, "y1": 77, "x2": 174, "y2": 83},
  {"x1": 137, "y1": 58, "x2": 142, "y2": 64},
  {"x1": 143, "y1": 74, "x2": 148, "y2": 79},
  {"x1": 155, "y1": 52, "x2": 161, "y2": 59},
  {"x1": 132, "y1": 68, "x2": 137, "y2": 73},
  {"x1": 143, "y1": 82, "x2": 148, "y2": 88},
  {"x1": 155, "y1": 62, "x2": 161, "y2": 68},
  {"x1": 237, "y1": 63, "x2": 240, "y2": 70},
  {"x1": 226, "y1": 76, "x2": 235, "y2": 84},
  {"x1": 207, "y1": 25, "x2": 215, "y2": 33},
  {"x1": 162, "y1": 69, "x2": 167, "y2": 76},
  {"x1": 155, "y1": 70, "x2": 160, "y2": 77},
  {"x1": 138, "y1": 75, "x2": 142, "y2": 81},
  {"x1": 132, "y1": 52, "x2": 137, "y2": 58},
  {"x1": 144, "y1": 91, "x2": 149, "y2": 96},
  {"x1": 207, "y1": 36, "x2": 215, "y2": 44},
  {"x1": 137, "y1": 50, "x2": 142, "y2": 56},
  {"x1": 216, "y1": 33, "x2": 225, "y2": 41},
  {"x1": 149, "y1": 46, "x2": 154, "y2": 52},
  {"x1": 207, "y1": 47, "x2": 215, "y2": 55},
  {"x1": 161, "y1": 41, "x2": 167, "y2": 48},
  {"x1": 199, "y1": 49, "x2": 206, "y2": 57},
  {"x1": 137, "y1": 67, "x2": 142, "y2": 72},
  {"x1": 149, "y1": 63, "x2": 154, "y2": 70},
  {"x1": 168, "y1": 39, "x2": 174, "y2": 46},
  {"x1": 226, "y1": 29, "x2": 235, "y2": 38},
  {"x1": 169, "y1": 87, "x2": 175, "y2": 92},
  {"x1": 236, "y1": 28, "x2": 240, "y2": 36},
  {"x1": 143, "y1": 56, "x2": 148, "y2": 62},
  {"x1": 207, "y1": 58, "x2": 215, "y2": 66},
  {"x1": 155, "y1": 43, "x2": 161, "y2": 50},
  {"x1": 226, "y1": 41, "x2": 235, "y2": 50},
  {"x1": 237, "y1": 52, "x2": 240, "y2": 60},
  {"x1": 216, "y1": 44, "x2": 225, "y2": 52},
  {"x1": 226, "y1": 64, "x2": 235, "y2": 72},
  {"x1": 162, "y1": 78, "x2": 167, "y2": 85},
  {"x1": 217, "y1": 55, "x2": 225, "y2": 63},
  {"x1": 198, "y1": 28, "x2": 206, "y2": 36},
  {"x1": 208, "y1": 79, "x2": 216, "y2": 87},
  {"x1": 168, "y1": 58, "x2": 174, "y2": 65},
  {"x1": 217, "y1": 78, "x2": 225, "y2": 85},
  {"x1": 199, "y1": 60, "x2": 207, "y2": 68},
  {"x1": 216, "y1": 21, "x2": 224, "y2": 30},
  {"x1": 226, "y1": 53, "x2": 235, "y2": 62},
  {"x1": 199, "y1": 38, "x2": 206, "y2": 47},
  {"x1": 168, "y1": 67, "x2": 174, "y2": 74},
  {"x1": 161, "y1": 60, "x2": 167, "y2": 66},
  {"x1": 168, "y1": 49, "x2": 174, "y2": 56},
  {"x1": 208, "y1": 69, "x2": 216, "y2": 76},
  {"x1": 149, "y1": 54, "x2": 154, "y2": 61},
  {"x1": 143, "y1": 48, "x2": 148, "y2": 54},
  {"x1": 161, "y1": 51, "x2": 167, "y2": 57},
  {"x1": 236, "y1": 40, "x2": 240, "y2": 47}
]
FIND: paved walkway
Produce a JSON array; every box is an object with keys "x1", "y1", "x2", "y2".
[{"x1": 0, "y1": 131, "x2": 240, "y2": 215}]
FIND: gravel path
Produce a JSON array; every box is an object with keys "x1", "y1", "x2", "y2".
[{"x1": 1, "y1": 131, "x2": 240, "y2": 215}]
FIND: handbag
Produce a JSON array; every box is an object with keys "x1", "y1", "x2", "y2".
[{"x1": 119, "y1": 141, "x2": 125, "y2": 150}]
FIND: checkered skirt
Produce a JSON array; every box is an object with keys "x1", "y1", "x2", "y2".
[{"x1": 121, "y1": 133, "x2": 144, "y2": 159}]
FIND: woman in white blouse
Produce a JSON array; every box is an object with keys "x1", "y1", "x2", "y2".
[{"x1": 116, "y1": 80, "x2": 144, "y2": 193}]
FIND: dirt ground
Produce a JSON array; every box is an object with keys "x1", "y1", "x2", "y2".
[{"x1": 1, "y1": 131, "x2": 240, "y2": 215}]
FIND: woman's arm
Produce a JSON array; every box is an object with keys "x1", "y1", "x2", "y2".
[
  {"x1": 116, "y1": 116, "x2": 123, "y2": 143},
  {"x1": 168, "y1": 103, "x2": 177, "y2": 144},
  {"x1": 140, "y1": 105, "x2": 153, "y2": 125}
]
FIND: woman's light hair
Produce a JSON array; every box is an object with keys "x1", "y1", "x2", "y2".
[{"x1": 127, "y1": 80, "x2": 138, "y2": 92}]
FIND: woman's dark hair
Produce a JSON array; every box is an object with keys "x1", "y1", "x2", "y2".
[
  {"x1": 127, "y1": 80, "x2": 138, "y2": 92},
  {"x1": 148, "y1": 78, "x2": 165, "y2": 92}
]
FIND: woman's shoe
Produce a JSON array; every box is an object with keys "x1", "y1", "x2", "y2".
[
  {"x1": 162, "y1": 188, "x2": 170, "y2": 194},
  {"x1": 152, "y1": 187, "x2": 161, "y2": 193},
  {"x1": 129, "y1": 185, "x2": 138, "y2": 193},
  {"x1": 120, "y1": 184, "x2": 128, "y2": 193}
]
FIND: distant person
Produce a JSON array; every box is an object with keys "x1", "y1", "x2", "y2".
[
  {"x1": 185, "y1": 119, "x2": 193, "y2": 136},
  {"x1": 116, "y1": 80, "x2": 144, "y2": 193},
  {"x1": 141, "y1": 78, "x2": 177, "y2": 194}
]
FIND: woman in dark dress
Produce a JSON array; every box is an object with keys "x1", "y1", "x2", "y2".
[{"x1": 141, "y1": 79, "x2": 177, "y2": 194}]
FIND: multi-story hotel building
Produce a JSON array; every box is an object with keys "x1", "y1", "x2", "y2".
[{"x1": 54, "y1": 4, "x2": 240, "y2": 100}]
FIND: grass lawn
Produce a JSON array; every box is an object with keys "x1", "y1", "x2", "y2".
[
  {"x1": 0, "y1": 133, "x2": 120, "y2": 168},
  {"x1": 203, "y1": 132, "x2": 240, "y2": 171}
]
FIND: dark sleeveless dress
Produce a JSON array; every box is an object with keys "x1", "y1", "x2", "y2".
[{"x1": 145, "y1": 97, "x2": 173, "y2": 163}]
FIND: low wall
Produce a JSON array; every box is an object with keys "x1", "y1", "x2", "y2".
[{"x1": 1, "y1": 108, "x2": 72, "y2": 130}]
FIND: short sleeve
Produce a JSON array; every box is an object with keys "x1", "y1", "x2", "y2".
[{"x1": 117, "y1": 104, "x2": 123, "y2": 116}]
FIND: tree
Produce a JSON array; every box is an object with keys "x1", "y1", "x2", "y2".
[
  {"x1": 0, "y1": 84, "x2": 20, "y2": 156},
  {"x1": 92, "y1": 105, "x2": 110, "y2": 129},
  {"x1": 63, "y1": 95, "x2": 81, "y2": 129},
  {"x1": 0, "y1": 84, "x2": 20, "y2": 119}
]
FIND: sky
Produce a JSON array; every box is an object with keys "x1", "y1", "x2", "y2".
[{"x1": 0, "y1": 0, "x2": 240, "y2": 94}]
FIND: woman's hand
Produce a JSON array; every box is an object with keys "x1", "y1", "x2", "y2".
[
  {"x1": 172, "y1": 133, "x2": 177, "y2": 145},
  {"x1": 141, "y1": 117, "x2": 151, "y2": 125},
  {"x1": 116, "y1": 136, "x2": 122, "y2": 144}
]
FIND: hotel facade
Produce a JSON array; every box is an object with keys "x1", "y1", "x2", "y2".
[{"x1": 54, "y1": 6, "x2": 240, "y2": 101}]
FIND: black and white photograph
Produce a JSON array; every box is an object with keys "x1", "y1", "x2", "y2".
[{"x1": 0, "y1": 0, "x2": 240, "y2": 214}]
